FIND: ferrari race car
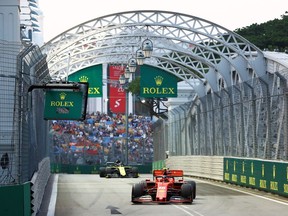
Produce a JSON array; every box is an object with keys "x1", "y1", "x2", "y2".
[
  {"x1": 131, "y1": 169, "x2": 196, "y2": 204},
  {"x1": 99, "y1": 161, "x2": 139, "y2": 178}
]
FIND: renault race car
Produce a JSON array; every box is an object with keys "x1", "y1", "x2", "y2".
[
  {"x1": 99, "y1": 161, "x2": 139, "y2": 178},
  {"x1": 131, "y1": 169, "x2": 196, "y2": 204}
]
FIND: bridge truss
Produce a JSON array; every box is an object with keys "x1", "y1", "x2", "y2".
[{"x1": 40, "y1": 10, "x2": 288, "y2": 160}]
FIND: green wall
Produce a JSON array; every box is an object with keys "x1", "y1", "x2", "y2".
[
  {"x1": 152, "y1": 160, "x2": 165, "y2": 170},
  {"x1": 0, "y1": 182, "x2": 31, "y2": 216},
  {"x1": 50, "y1": 163, "x2": 152, "y2": 174},
  {"x1": 224, "y1": 157, "x2": 288, "y2": 197}
]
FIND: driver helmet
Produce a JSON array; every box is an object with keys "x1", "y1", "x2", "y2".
[
  {"x1": 162, "y1": 167, "x2": 168, "y2": 175},
  {"x1": 115, "y1": 160, "x2": 121, "y2": 165}
]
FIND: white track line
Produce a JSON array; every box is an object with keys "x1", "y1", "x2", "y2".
[
  {"x1": 173, "y1": 204, "x2": 205, "y2": 216},
  {"x1": 193, "y1": 178, "x2": 288, "y2": 206},
  {"x1": 47, "y1": 174, "x2": 59, "y2": 216}
]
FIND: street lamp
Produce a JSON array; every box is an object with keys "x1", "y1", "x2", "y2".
[
  {"x1": 119, "y1": 38, "x2": 153, "y2": 165},
  {"x1": 102, "y1": 98, "x2": 109, "y2": 113},
  {"x1": 128, "y1": 57, "x2": 137, "y2": 73},
  {"x1": 119, "y1": 65, "x2": 133, "y2": 165},
  {"x1": 136, "y1": 48, "x2": 145, "y2": 65},
  {"x1": 142, "y1": 133, "x2": 147, "y2": 164},
  {"x1": 142, "y1": 38, "x2": 153, "y2": 58}
]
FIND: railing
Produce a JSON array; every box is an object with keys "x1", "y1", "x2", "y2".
[
  {"x1": 153, "y1": 72, "x2": 288, "y2": 161},
  {"x1": 0, "y1": 41, "x2": 50, "y2": 216},
  {"x1": 156, "y1": 156, "x2": 288, "y2": 198}
]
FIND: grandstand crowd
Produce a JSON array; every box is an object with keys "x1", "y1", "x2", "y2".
[{"x1": 50, "y1": 112, "x2": 154, "y2": 165}]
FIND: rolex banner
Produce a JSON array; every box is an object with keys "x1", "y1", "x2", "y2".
[
  {"x1": 44, "y1": 90, "x2": 84, "y2": 120},
  {"x1": 68, "y1": 65, "x2": 102, "y2": 97},
  {"x1": 108, "y1": 65, "x2": 126, "y2": 114},
  {"x1": 140, "y1": 65, "x2": 178, "y2": 98}
]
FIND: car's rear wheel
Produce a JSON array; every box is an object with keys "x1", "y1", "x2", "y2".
[
  {"x1": 105, "y1": 167, "x2": 112, "y2": 178},
  {"x1": 181, "y1": 183, "x2": 193, "y2": 203},
  {"x1": 131, "y1": 167, "x2": 139, "y2": 178},
  {"x1": 99, "y1": 167, "x2": 106, "y2": 177},
  {"x1": 106, "y1": 167, "x2": 112, "y2": 174}
]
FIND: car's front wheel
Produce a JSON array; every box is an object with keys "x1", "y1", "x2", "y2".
[
  {"x1": 131, "y1": 183, "x2": 144, "y2": 203},
  {"x1": 186, "y1": 181, "x2": 196, "y2": 199},
  {"x1": 181, "y1": 183, "x2": 193, "y2": 203}
]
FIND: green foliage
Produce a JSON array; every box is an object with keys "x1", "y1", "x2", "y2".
[
  {"x1": 234, "y1": 12, "x2": 288, "y2": 51},
  {"x1": 127, "y1": 76, "x2": 140, "y2": 95}
]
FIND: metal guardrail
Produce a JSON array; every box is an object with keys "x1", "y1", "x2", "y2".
[
  {"x1": 0, "y1": 41, "x2": 51, "y2": 215},
  {"x1": 153, "y1": 73, "x2": 288, "y2": 161}
]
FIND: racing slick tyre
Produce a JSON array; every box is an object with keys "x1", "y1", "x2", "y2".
[
  {"x1": 181, "y1": 183, "x2": 193, "y2": 203},
  {"x1": 106, "y1": 167, "x2": 112, "y2": 178},
  {"x1": 99, "y1": 167, "x2": 106, "y2": 177},
  {"x1": 131, "y1": 167, "x2": 139, "y2": 178},
  {"x1": 139, "y1": 180, "x2": 147, "y2": 188},
  {"x1": 131, "y1": 183, "x2": 144, "y2": 203},
  {"x1": 186, "y1": 181, "x2": 196, "y2": 199}
]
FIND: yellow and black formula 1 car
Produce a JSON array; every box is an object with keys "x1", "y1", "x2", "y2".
[{"x1": 99, "y1": 161, "x2": 139, "y2": 178}]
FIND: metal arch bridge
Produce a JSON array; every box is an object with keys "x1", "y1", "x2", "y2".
[
  {"x1": 39, "y1": 10, "x2": 288, "y2": 160},
  {"x1": 40, "y1": 10, "x2": 268, "y2": 98}
]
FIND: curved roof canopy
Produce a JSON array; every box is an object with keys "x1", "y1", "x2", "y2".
[{"x1": 41, "y1": 10, "x2": 266, "y2": 97}]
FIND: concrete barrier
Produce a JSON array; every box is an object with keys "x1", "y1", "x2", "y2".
[
  {"x1": 50, "y1": 163, "x2": 152, "y2": 174},
  {"x1": 31, "y1": 157, "x2": 51, "y2": 215},
  {"x1": 165, "y1": 156, "x2": 224, "y2": 181},
  {"x1": 0, "y1": 157, "x2": 51, "y2": 216},
  {"x1": 160, "y1": 156, "x2": 288, "y2": 198}
]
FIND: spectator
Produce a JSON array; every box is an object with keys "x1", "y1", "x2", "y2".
[{"x1": 49, "y1": 112, "x2": 153, "y2": 165}]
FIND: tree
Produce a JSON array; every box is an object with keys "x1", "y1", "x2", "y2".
[{"x1": 234, "y1": 12, "x2": 288, "y2": 52}]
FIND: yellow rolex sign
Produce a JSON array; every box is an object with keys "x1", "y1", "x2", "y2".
[
  {"x1": 140, "y1": 65, "x2": 178, "y2": 98},
  {"x1": 44, "y1": 90, "x2": 84, "y2": 120}
]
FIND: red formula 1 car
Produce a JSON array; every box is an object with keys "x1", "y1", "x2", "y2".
[{"x1": 131, "y1": 169, "x2": 196, "y2": 204}]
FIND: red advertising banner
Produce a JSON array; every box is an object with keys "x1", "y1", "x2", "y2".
[{"x1": 109, "y1": 65, "x2": 126, "y2": 114}]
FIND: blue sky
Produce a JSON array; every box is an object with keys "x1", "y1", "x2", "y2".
[{"x1": 39, "y1": 0, "x2": 287, "y2": 42}]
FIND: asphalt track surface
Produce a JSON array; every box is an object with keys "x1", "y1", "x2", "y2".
[{"x1": 38, "y1": 174, "x2": 288, "y2": 216}]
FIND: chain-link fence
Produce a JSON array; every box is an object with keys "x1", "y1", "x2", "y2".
[
  {"x1": 153, "y1": 71, "x2": 288, "y2": 161},
  {"x1": 0, "y1": 40, "x2": 50, "y2": 186}
]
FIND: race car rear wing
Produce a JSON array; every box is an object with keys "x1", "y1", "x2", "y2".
[{"x1": 153, "y1": 169, "x2": 183, "y2": 177}]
